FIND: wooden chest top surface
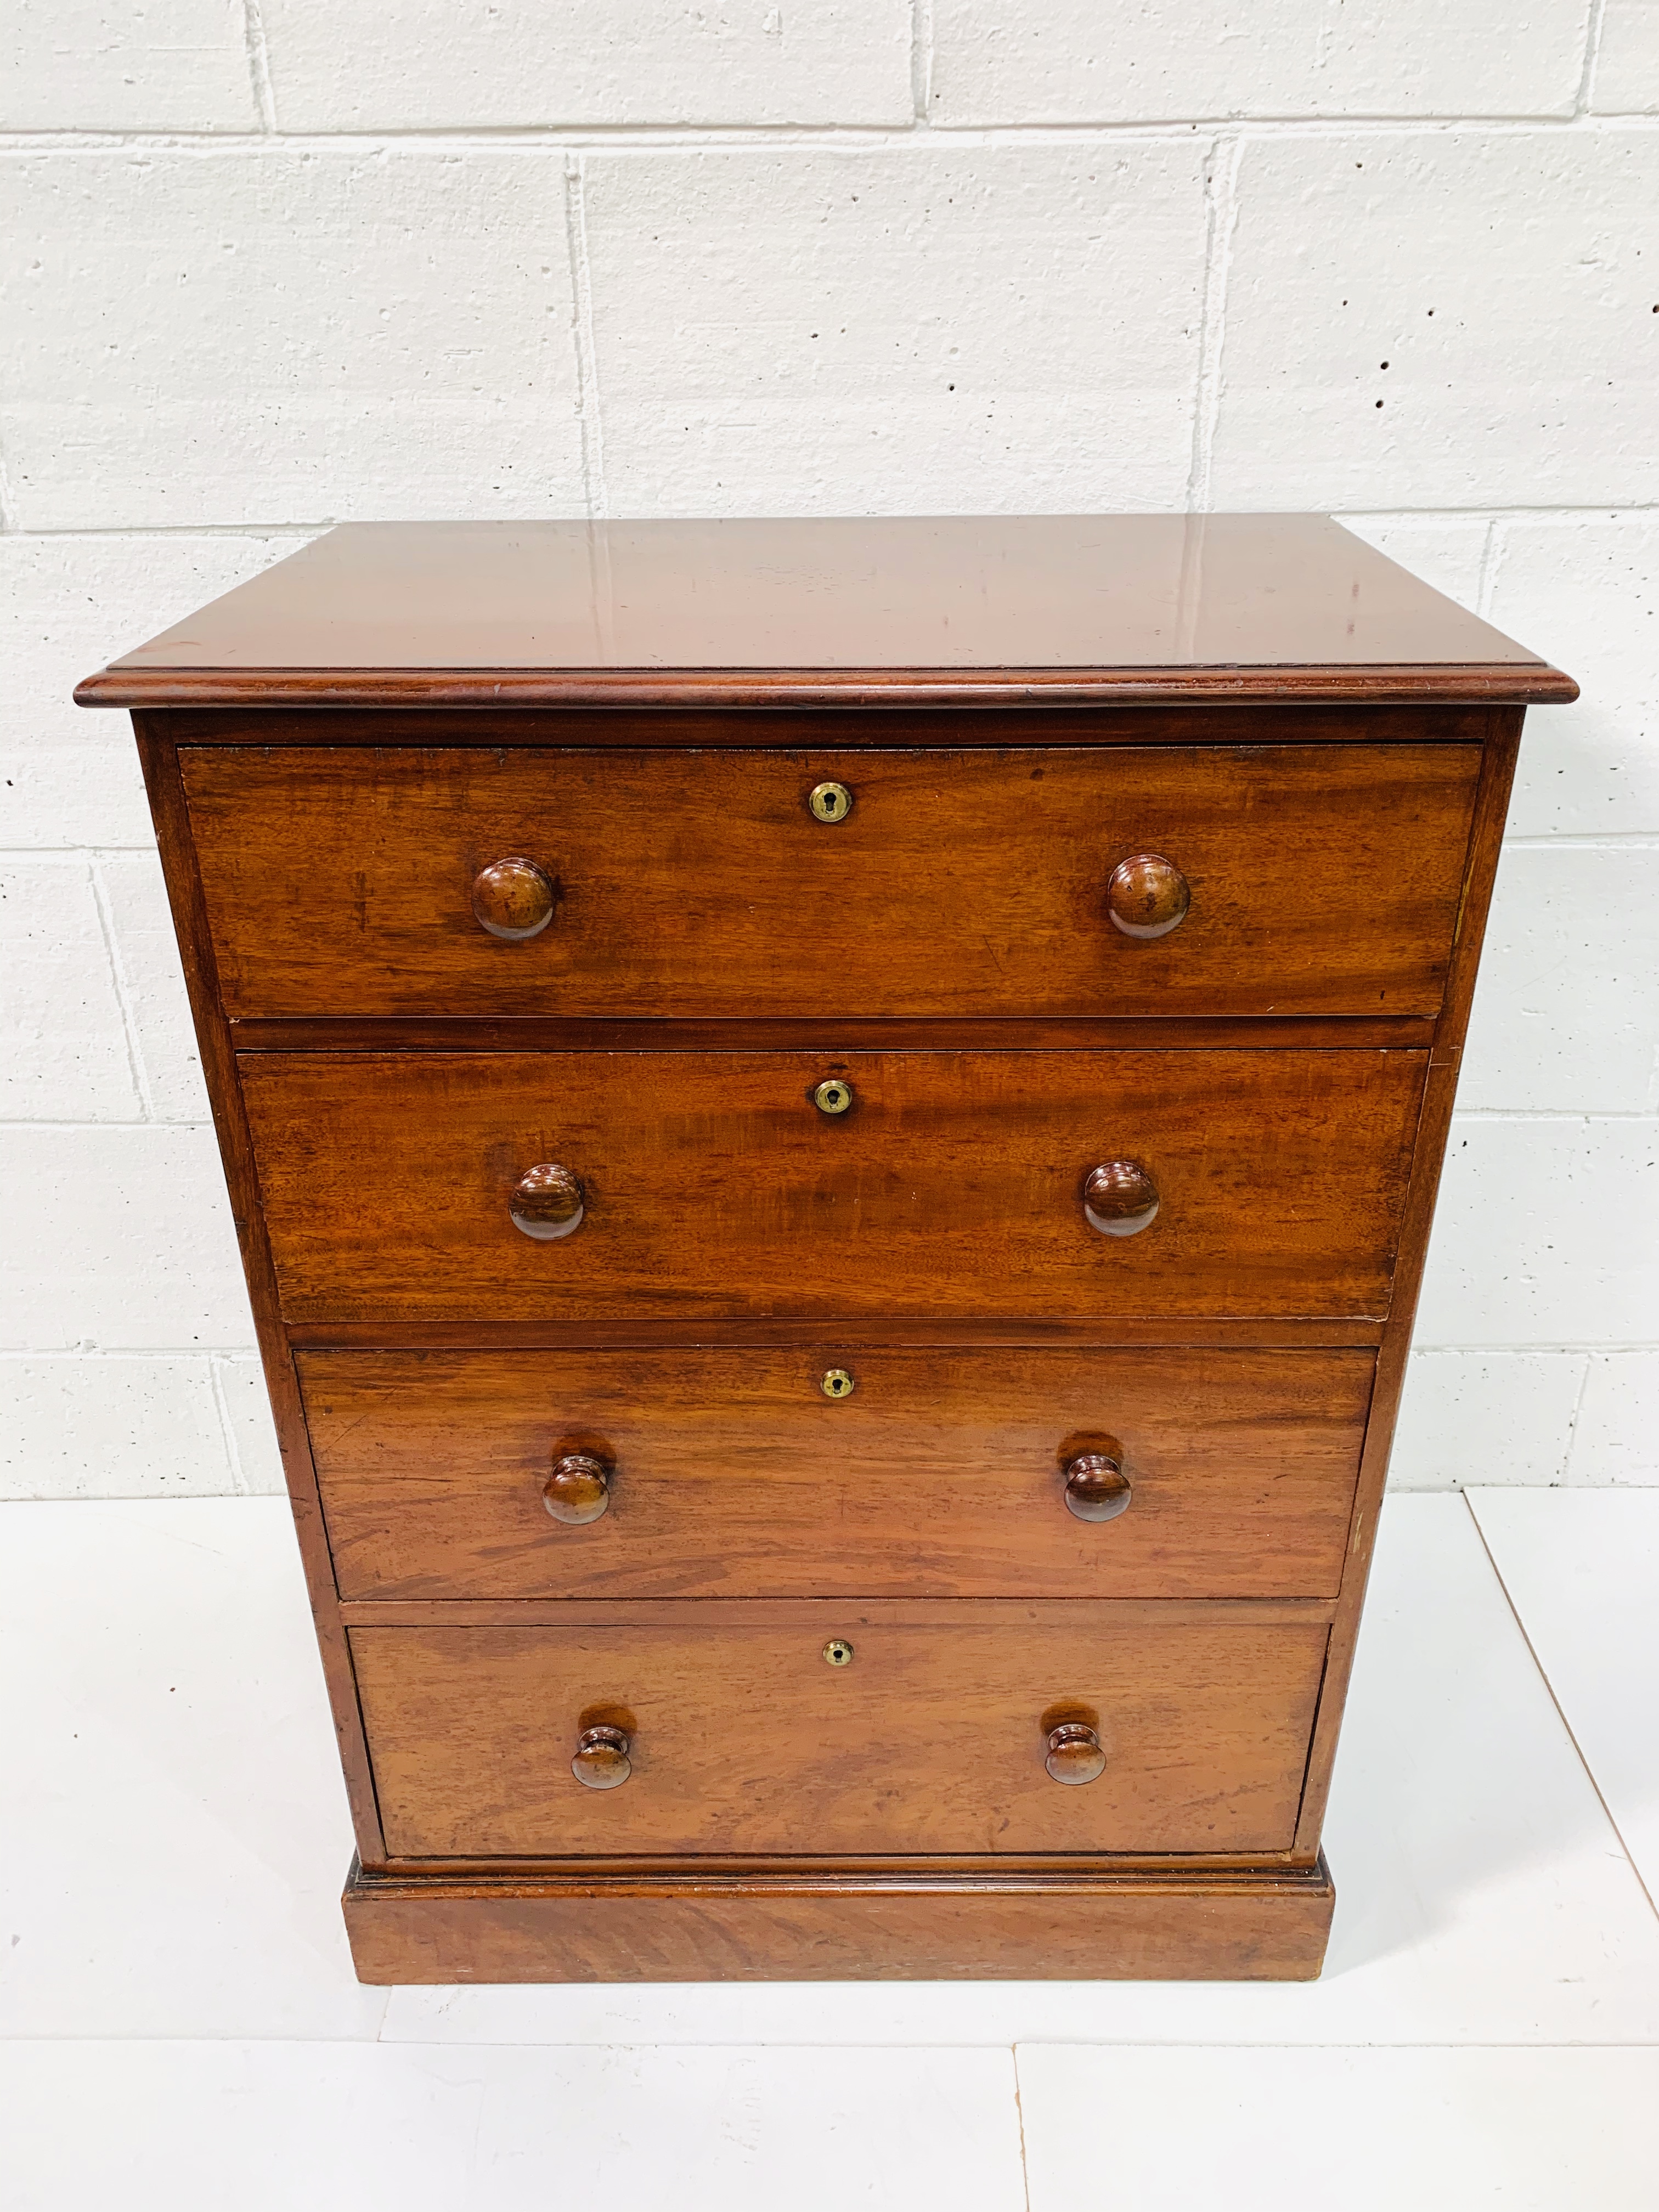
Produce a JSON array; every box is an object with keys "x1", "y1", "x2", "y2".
[{"x1": 75, "y1": 514, "x2": 1573, "y2": 708}]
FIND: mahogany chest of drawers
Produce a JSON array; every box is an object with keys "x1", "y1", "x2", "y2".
[{"x1": 78, "y1": 516, "x2": 1575, "y2": 1983}]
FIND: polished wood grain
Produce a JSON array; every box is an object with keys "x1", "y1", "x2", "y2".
[
  {"x1": 298, "y1": 1345, "x2": 1372, "y2": 1601},
  {"x1": 349, "y1": 1610, "x2": 1329, "y2": 1857},
  {"x1": 76, "y1": 516, "x2": 1572, "y2": 708},
  {"x1": 242, "y1": 1048, "x2": 1425, "y2": 1324},
  {"x1": 341, "y1": 1856, "x2": 1337, "y2": 1982},
  {"x1": 181, "y1": 744, "x2": 1482, "y2": 1021}
]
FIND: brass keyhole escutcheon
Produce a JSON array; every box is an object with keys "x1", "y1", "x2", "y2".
[
  {"x1": 822, "y1": 1639, "x2": 855, "y2": 1668},
  {"x1": 820, "y1": 1368, "x2": 856, "y2": 1400},
  {"x1": 808, "y1": 780, "x2": 853, "y2": 824},
  {"x1": 814, "y1": 1079, "x2": 853, "y2": 1115}
]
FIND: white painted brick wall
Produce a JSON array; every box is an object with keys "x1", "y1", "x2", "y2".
[{"x1": 2, "y1": 1, "x2": 1655, "y2": 1497}]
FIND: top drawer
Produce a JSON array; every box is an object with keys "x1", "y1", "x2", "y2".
[{"x1": 180, "y1": 743, "x2": 1481, "y2": 1022}]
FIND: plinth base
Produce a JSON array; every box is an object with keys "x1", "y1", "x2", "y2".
[{"x1": 343, "y1": 1858, "x2": 1335, "y2": 1983}]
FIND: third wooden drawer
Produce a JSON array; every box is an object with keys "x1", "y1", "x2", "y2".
[{"x1": 307, "y1": 1347, "x2": 1372, "y2": 1602}]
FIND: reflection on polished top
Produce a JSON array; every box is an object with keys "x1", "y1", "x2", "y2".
[{"x1": 76, "y1": 515, "x2": 1575, "y2": 707}]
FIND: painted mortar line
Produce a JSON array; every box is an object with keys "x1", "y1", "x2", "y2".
[
  {"x1": 6, "y1": 112, "x2": 1659, "y2": 153},
  {"x1": 1462, "y1": 1488, "x2": 1659, "y2": 1926},
  {"x1": 240, "y1": 0, "x2": 278, "y2": 133},
  {"x1": 1473, "y1": 517, "x2": 1502, "y2": 616},
  {"x1": 86, "y1": 861, "x2": 156, "y2": 1121},
  {"x1": 1185, "y1": 131, "x2": 1241, "y2": 517},
  {"x1": 11, "y1": 504, "x2": 1656, "y2": 544},
  {"x1": 1413, "y1": 1344, "x2": 1659, "y2": 1355},
  {"x1": 910, "y1": 0, "x2": 935, "y2": 125},
  {"x1": 3, "y1": 523, "x2": 328, "y2": 542},
  {"x1": 1574, "y1": 0, "x2": 1611, "y2": 117},
  {"x1": 0, "y1": 1117, "x2": 215, "y2": 1130},
  {"x1": 207, "y1": 1353, "x2": 253, "y2": 1495},
  {"x1": 1503, "y1": 837, "x2": 1659, "y2": 850},
  {"x1": 0, "y1": 1347, "x2": 261, "y2": 1361},
  {"x1": 1560, "y1": 1350, "x2": 1598, "y2": 1486},
  {"x1": 562, "y1": 154, "x2": 609, "y2": 525},
  {"x1": 1477, "y1": 511, "x2": 1513, "y2": 616}
]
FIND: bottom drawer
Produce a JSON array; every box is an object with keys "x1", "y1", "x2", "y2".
[{"x1": 352, "y1": 1606, "x2": 1328, "y2": 1859}]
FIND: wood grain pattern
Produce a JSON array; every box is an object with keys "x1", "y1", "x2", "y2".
[
  {"x1": 301, "y1": 1345, "x2": 1372, "y2": 1602},
  {"x1": 342, "y1": 1856, "x2": 1337, "y2": 1982},
  {"x1": 349, "y1": 1611, "x2": 1329, "y2": 1857},
  {"x1": 240, "y1": 1048, "x2": 1426, "y2": 1324},
  {"x1": 181, "y1": 744, "x2": 1482, "y2": 1020}
]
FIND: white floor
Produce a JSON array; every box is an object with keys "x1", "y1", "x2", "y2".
[{"x1": 3, "y1": 1491, "x2": 1656, "y2": 2208}]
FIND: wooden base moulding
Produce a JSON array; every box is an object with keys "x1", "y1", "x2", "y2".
[{"x1": 342, "y1": 1858, "x2": 1336, "y2": 1983}]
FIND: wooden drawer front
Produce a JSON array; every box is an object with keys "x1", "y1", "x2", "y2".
[
  {"x1": 305, "y1": 1348, "x2": 1372, "y2": 1602},
  {"x1": 243, "y1": 1049, "x2": 1423, "y2": 1323},
  {"x1": 351, "y1": 1609, "x2": 1328, "y2": 1858},
  {"x1": 183, "y1": 744, "x2": 1480, "y2": 1020}
]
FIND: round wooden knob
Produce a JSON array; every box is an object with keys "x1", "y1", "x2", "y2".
[
  {"x1": 1045, "y1": 1722, "x2": 1107, "y2": 1786},
  {"x1": 1064, "y1": 1451, "x2": 1132, "y2": 1522},
  {"x1": 471, "y1": 856, "x2": 556, "y2": 941},
  {"x1": 571, "y1": 1724, "x2": 631, "y2": 1790},
  {"x1": 509, "y1": 1163, "x2": 585, "y2": 1241},
  {"x1": 1107, "y1": 853, "x2": 1189, "y2": 940},
  {"x1": 1083, "y1": 1160, "x2": 1159, "y2": 1237},
  {"x1": 543, "y1": 1451, "x2": 611, "y2": 1524}
]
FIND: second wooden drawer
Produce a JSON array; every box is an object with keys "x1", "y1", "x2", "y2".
[
  {"x1": 306, "y1": 1347, "x2": 1372, "y2": 1601},
  {"x1": 242, "y1": 1048, "x2": 1426, "y2": 1322}
]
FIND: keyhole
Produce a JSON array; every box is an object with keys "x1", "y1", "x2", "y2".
[
  {"x1": 821, "y1": 1368, "x2": 855, "y2": 1400},
  {"x1": 823, "y1": 1639, "x2": 855, "y2": 1667}
]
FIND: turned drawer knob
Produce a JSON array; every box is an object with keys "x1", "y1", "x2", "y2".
[
  {"x1": 571, "y1": 1724, "x2": 631, "y2": 1790},
  {"x1": 1107, "y1": 852, "x2": 1189, "y2": 940},
  {"x1": 1045, "y1": 1722, "x2": 1107, "y2": 1786},
  {"x1": 472, "y1": 856, "x2": 556, "y2": 940},
  {"x1": 1064, "y1": 1450, "x2": 1132, "y2": 1522},
  {"x1": 510, "y1": 1163, "x2": 585, "y2": 1241},
  {"x1": 543, "y1": 1451, "x2": 611, "y2": 1524},
  {"x1": 1083, "y1": 1160, "x2": 1159, "y2": 1237}
]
